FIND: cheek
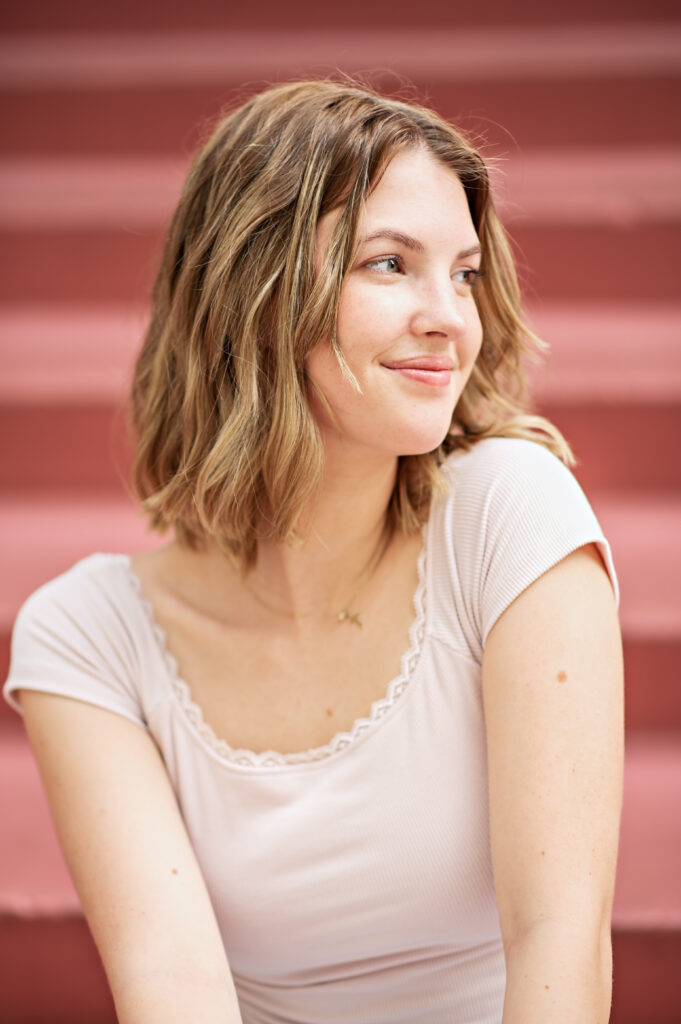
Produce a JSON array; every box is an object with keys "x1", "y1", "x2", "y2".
[
  {"x1": 305, "y1": 340, "x2": 356, "y2": 427},
  {"x1": 335, "y1": 300, "x2": 370, "y2": 361},
  {"x1": 460, "y1": 306, "x2": 484, "y2": 366},
  {"x1": 335, "y1": 281, "x2": 399, "y2": 360},
  {"x1": 306, "y1": 341, "x2": 337, "y2": 398}
]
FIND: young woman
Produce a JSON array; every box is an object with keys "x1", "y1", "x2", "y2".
[{"x1": 4, "y1": 81, "x2": 624, "y2": 1023}]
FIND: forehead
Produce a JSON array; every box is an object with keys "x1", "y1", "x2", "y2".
[
  {"x1": 365, "y1": 148, "x2": 470, "y2": 218},
  {"x1": 316, "y1": 147, "x2": 477, "y2": 259}
]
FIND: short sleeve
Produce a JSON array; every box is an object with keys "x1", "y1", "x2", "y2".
[
  {"x1": 442, "y1": 438, "x2": 619, "y2": 661},
  {"x1": 3, "y1": 555, "x2": 146, "y2": 728}
]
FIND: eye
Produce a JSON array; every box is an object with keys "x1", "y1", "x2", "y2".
[
  {"x1": 454, "y1": 268, "x2": 483, "y2": 288},
  {"x1": 364, "y1": 255, "x2": 402, "y2": 274}
]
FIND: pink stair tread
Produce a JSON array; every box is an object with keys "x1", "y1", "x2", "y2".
[
  {"x1": 4, "y1": 77, "x2": 677, "y2": 158},
  {"x1": 0, "y1": 306, "x2": 146, "y2": 402},
  {"x1": 0, "y1": 496, "x2": 160, "y2": 625},
  {"x1": 613, "y1": 732, "x2": 681, "y2": 929},
  {"x1": 594, "y1": 498, "x2": 681, "y2": 640},
  {"x1": 2, "y1": 303, "x2": 680, "y2": 404},
  {"x1": 2, "y1": 150, "x2": 680, "y2": 227},
  {"x1": 2, "y1": 24, "x2": 680, "y2": 86},
  {"x1": 526, "y1": 303, "x2": 681, "y2": 403}
]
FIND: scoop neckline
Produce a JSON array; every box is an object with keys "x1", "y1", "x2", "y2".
[{"x1": 120, "y1": 534, "x2": 429, "y2": 770}]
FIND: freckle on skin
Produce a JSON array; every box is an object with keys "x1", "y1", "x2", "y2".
[
  {"x1": 557, "y1": 670, "x2": 568, "y2": 683},
  {"x1": 326, "y1": 708, "x2": 334, "y2": 717},
  {"x1": 545, "y1": 985, "x2": 550, "y2": 990},
  {"x1": 171, "y1": 868, "x2": 178, "y2": 875}
]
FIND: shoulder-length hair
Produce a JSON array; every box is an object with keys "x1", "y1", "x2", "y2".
[{"x1": 129, "y1": 78, "x2": 572, "y2": 571}]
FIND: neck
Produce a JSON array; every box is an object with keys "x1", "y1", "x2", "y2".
[{"x1": 250, "y1": 450, "x2": 399, "y2": 620}]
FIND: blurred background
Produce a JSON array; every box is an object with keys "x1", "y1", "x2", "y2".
[{"x1": 0, "y1": 1, "x2": 679, "y2": 1021}]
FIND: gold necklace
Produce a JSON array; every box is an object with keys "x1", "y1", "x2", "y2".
[{"x1": 244, "y1": 527, "x2": 393, "y2": 629}]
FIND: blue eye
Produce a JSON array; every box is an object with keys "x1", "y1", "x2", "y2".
[
  {"x1": 454, "y1": 268, "x2": 483, "y2": 287},
  {"x1": 366, "y1": 256, "x2": 401, "y2": 273}
]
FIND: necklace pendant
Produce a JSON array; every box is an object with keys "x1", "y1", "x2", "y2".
[{"x1": 338, "y1": 609, "x2": 362, "y2": 628}]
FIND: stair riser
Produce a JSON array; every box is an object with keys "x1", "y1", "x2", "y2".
[
  {"x1": 1, "y1": 224, "x2": 679, "y2": 305},
  {"x1": 535, "y1": 402, "x2": 681, "y2": 493},
  {"x1": 0, "y1": 915, "x2": 116, "y2": 1024},
  {"x1": 3, "y1": 0, "x2": 679, "y2": 31},
  {"x1": 610, "y1": 929, "x2": 681, "y2": 1024},
  {"x1": 0, "y1": 405, "x2": 134, "y2": 493},
  {"x1": 620, "y1": 640, "x2": 681, "y2": 731},
  {"x1": 2, "y1": 76, "x2": 680, "y2": 155},
  {"x1": 2, "y1": 402, "x2": 679, "y2": 495}
]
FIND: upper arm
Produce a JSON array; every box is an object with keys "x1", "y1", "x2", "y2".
[
  {"x1": 481, "y1": 543, "x2": 624, "y2": 950},
  {"x1": 19, "y1": 690, "x2": 237, "y2": 1014}
]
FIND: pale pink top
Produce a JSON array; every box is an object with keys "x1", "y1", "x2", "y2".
[{"x1": 4, "y1": 438, "x2": 619, "y2": 1024}]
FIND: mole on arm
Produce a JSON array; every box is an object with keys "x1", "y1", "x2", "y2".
[{"x1": 556, "y1": 670, "x2": 568, "y2": 683}]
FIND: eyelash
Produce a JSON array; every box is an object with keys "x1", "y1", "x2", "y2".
[{"x1": 364, "y1": 255, "x2": 483, "y2": 287}]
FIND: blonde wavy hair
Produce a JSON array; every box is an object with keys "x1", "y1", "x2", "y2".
[{"x1": 129, "y1": 79, "x2": 572, "y2": 571}]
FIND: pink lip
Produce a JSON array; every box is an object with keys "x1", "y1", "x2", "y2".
[
  {"x1": 382, "y1": 356, "x2": 455, "y2": 388},
  {"x1": 382, "y1": 356, "x2": 455, "y2": 371}
]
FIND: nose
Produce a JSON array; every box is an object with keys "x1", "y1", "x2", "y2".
[{"x1": 409, "y1": 277, "x2": 468, "y2": 339}]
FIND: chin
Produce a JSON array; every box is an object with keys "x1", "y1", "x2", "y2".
[
  {"x1": 393, "y1": 425, "x2": 453, "y2": 457},
  {"x1": 399, "y1": 443, "x2": 446, "y2": 458}
]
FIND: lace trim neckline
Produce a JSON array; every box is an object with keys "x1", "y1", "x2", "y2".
[{"x1": 121, "y1": 537, "x2": 428, "y2": 769}]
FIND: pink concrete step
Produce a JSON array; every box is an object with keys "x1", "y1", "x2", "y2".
[
  {"x1": 1, "y1": 152, "x2": 679, "y2": 305},
  {"x1": 4, "y1": 150, "x2": 679, "y2": 229},
  {"x1": 525, "y1": 304, "x2": 681, "y2": 405},
  {"x1": 5, "y1": 221, "x2": 676, "y2": 305},
  {"x1": 0, "y1": 497, "x2": 160, "y2": 731},
  {"x1": 1, "y1": 728, "x2": 678, "y2": 1022},
  {"x1": 3, "y1": 302, "x2": 679, "y2": 406},
  {"x1": 3, "y1": 24, "x2": 680, "y2": 79},
  {"x1": 5, "y1": 399, "x2": 659, "y2": 502},
  {"x1": 0, "y1": 497, "x2": 160, "y2": 630},
  {"x1": 0, "y1": 495, "x2": 679, "y2": 734},
  {"x1": 4, "y1": 76, "x2": 678, "y2": 157},
  {"x1": 1, "y1": 302, "x2": 679, "y2": 495},
  {"x1": 2, "y1": 0, "x2": 679, "y2": 32},
  {"x1": 1, "y1": 398, "x2": 679, "y2": 496},
  {"x1": 1, "y1": 25, "x2": 680, "y2": 155}
]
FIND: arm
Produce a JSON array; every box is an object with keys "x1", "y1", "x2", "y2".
[
  {"x1": 20, "y1": 691, "x2": 244, "y2": 1024},
  {"x1": 481, "y1": 543, "x2": 624, "y2": 1024}
]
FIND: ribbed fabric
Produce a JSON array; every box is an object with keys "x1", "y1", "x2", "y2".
[{"x1": 4, "y1": 438, "x2": 618, "y2": 1023}]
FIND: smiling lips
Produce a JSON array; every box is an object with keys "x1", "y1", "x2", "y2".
[{"x1": 382, "y1": 355, "x2": 456, "y2": 388}]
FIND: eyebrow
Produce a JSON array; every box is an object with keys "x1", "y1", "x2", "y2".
[{"x1": 359, "y1": 230, "x2": 481, "y2": 260}]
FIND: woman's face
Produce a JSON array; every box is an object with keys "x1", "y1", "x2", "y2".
[{"x1": 307, "y1": 146, "x2": 484, "y2": 461}]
